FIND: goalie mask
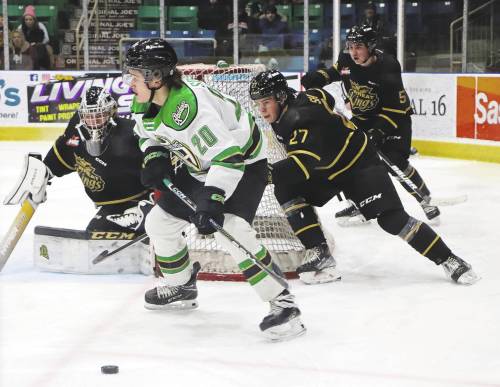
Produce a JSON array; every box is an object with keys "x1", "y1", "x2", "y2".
[{"x1": 78, "y1": 86, "x2": 117, "y2": 157}]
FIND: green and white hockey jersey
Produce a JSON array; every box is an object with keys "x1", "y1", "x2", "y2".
[{"x1": 132, "y1": 78, "x2": 267, "y2": 199}]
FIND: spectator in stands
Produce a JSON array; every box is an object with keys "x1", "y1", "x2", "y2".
[
  {"x1": 259, "y1": 5, "x2": 288, "y2": 35},
  {"x1": 18, "y1": 5, "x2": 49, "y2": 45},
  {"x1": 10, "y1": 30, "x2": 36, "y2": 70},
  {"x1": 361, "y1": 1, "x2": 385, "y2": 35},
  {"x1": 258, "y1": 5, "x2": 289, "y2": 50},
  {"x1": 10, "y1": 30, "x2": 51, "y2": 70},
  {"x1": 245, "y1": 2, "x2": 262, "y2": 34}
]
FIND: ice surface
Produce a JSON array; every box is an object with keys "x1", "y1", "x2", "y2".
[{"x1": 1, "y1": 142, "x2": 499, "y2": 387}]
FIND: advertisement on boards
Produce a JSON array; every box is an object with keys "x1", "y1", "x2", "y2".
[
  {"x1": 403, "y1": 73, "x2": 456, "y2": 139},
  {"x1": 0, "y1": 72, "x2": 25, "y2": 124},
  {"x1": 27, "y1": 73, "x2": 133, "y2": 123},
  {"x1": 457, "y1": 76, "x2": 500, "y2": 141}
]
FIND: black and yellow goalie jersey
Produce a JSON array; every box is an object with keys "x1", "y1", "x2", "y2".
[
  {"x1": 43, "y1": 112, "x2": 149, "y2": 206},
  {"x1": 271, "y1": 89, "x2": 369, "y2": 185}
]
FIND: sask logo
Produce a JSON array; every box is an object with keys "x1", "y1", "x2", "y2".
[
  {"x1": 75, "y1": 155, "x2": 105, "y2": 192},
  {"x1": 172, "y1": 101, "x2": 190, "y2": 126},
  {"x1": 0, "y1": 79, "x2": 21, "y2": 106},
  {"x1": 349, "y1": 80, "x2": 379, "y2": 112}
]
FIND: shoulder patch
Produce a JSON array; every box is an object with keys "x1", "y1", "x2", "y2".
[{"x1": 161, "y1": 82, "x2": 198, "y2": 131}]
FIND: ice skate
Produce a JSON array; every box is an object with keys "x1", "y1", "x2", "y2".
[
  {"x1": 421, "y1": 197, "x2": 441, "y2": 223},
  {"x1": 144, "y1": 261, "x2": 201, "y2": 310},
  {"x1": 442, "y1": 254, "x2": 480, "y2": 285},
  {"x1": 259, "y1": 290, "x2": 306, "y2": 342},
  {"x1": 296, "y1": 242, "x2": 341, "y2": 285},
  {"x1": 335, "y1": 201, "x2": 369, "y2": 227}
]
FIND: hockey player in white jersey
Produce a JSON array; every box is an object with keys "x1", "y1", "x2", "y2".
[{"x1": 123, "y1": 38, "x2": 305, "y2": 341}]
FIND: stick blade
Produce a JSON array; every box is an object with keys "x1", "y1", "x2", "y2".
[
  {"x1": 92, "y1": 250, "x2": 109, "y2": 265},
  {"x1": 430, "y1": 194, "x2": 468, "y2": 206}
]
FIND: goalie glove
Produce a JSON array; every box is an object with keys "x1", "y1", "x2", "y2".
[{"x1": 3, "y1": 153, "x2": 52, "y2": 206}]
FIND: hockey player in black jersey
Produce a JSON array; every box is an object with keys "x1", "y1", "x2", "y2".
[
  {"x1": 250, "y1": 70, "x2": 479, "y2": 285},
  {"x1": 301, "y1": 25, "x2": 440, "y2": 224},
  {"x1": 42, "y1": 86, "x2": 153, "y2": 233}
]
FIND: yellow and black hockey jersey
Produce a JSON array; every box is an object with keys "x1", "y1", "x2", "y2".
[{"x1": 271, "y1": 89, "x2": 369, "y2": 185}]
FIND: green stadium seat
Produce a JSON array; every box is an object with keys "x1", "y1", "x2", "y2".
[
  {"x1": 168, "y1": 6, "x2": 198, "y2": 32},
  {"x1": 137, "y1": 5, "x2": 168, "y2": 31},
  {"x1": 292, "y1": 4, "x2": 324, "y2": 30},
  {"x1": 276, "y1": 4, "x2": 292, "y2": 23},
  {"x1": 33, "y1": 5, "x2": 58, "y2": 37}
]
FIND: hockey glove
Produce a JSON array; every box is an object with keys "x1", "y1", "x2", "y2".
[
  {"x1": 301, "y1": 71, "x2": 328, "y2": 90},
  {"x1": 191, "y1": 186, "x2": 225, "y2": 235},
  {"x1": 141, "y1": 147, "x2": 172, "y2": 190},
  {"x1": 366, "y1": 127, "x2": 386, "y2": 148}
]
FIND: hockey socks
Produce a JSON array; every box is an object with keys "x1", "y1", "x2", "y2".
[
  {"x1": 398, "y1": 217, "x2": 451, "y2": 265},
  {"x1": 282, "y1": 197, "x2": 326, "y2": 249}
]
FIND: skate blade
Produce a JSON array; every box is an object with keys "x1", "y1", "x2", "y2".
[
  {"x1": 336, "y1": 215, "x2": 370, "y2": 227},
  {"x1": 427, "y1": 216, "x2": 441, "y2": 227},
  {"x1": 262, "y1": 317, "x2": 307, "y2": 342},
  {"x1": 299, "y1": 268, "x2": 341, "y2": 285},
  {"x1": 144, "y1": 299, "x2": 199, "y2": 311},
  {"x1": 456, "y1": 270, "x2": 481, "y2": 286}
]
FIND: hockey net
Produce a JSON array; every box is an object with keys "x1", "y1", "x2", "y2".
[{"x1": 178, "y1": 63, "x2": 305, "y2": 281}]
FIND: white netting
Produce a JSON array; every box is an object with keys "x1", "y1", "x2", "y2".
[{"x1": 178, "y1": 63, "x2": 305, "y2": 279}]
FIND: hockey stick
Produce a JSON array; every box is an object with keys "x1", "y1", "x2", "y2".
[
  {"x1": 377, "y1": 151, "x2": 467, "y2": 207},
  {"x1": 0, "y1": 198, "x2": 38, "y2": 272},
  {"x1": 162, "y1": 178, "x2": 289, "y2": 289},
  {"x1": 92, "y1": 233, "x2": 149, "y2": 265}
]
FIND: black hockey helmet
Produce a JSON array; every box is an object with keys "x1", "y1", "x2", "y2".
[
  {"x1": 123, "y1": 38, "x2": 178, "y2": 84},
  {"x1": 78, "y1": 86, "x2": 117, "y2": 157},
  {"x1": 249, "y1": 70, "x2": 290, "y2": 102},
  {"x1": 346, "y1": 25, "x2": 378, "y2": 52}
]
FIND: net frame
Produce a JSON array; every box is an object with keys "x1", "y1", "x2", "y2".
[{"x1": 178, "y1": 63, "x2": 305, "y2": 281}]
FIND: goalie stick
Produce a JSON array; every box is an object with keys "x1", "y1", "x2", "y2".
[
  {"x1": 162, "y1": 178, "x2": 289, "y2": 289},
  {"x1": 0, "y1": 198, "x2": 38, "y2": 272},
  {"x1": 377, "y1": 151, "x2": 467, "y2": 207}
]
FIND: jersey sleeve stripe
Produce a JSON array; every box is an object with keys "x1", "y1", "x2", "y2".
[
  {"x1": 316, "y1": 131, "x2": 355, "y2": 170},
  {"x1": 287, "y1": 150, "x2": 321, "y2": 161},
  {"x1": 378, "y1": 113, "x2": 398, "y2": 129},
  {"x1": 213, "y1": 146, "x2": 244, "y2": 163},
  {"x1": 212, "y1": 160, "x2": 245, "y2": 172},
  {"x1": 327, "y1": 134, "x2": 368, "y2": 181},
  {"x1": 52, "y1": 144, "x2": 75, "y2": 171},
  {"x1": 382, "y1": 106, "x2": 412, "y2": 114},
  {"x1": 290, "y1": 155, "x2": 310, "y2": 180}
]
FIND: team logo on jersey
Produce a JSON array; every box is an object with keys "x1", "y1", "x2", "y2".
[
  {"x1": 348, "y1": 80, "x2": 379, "y2": 112},
  {"x1": 66, "y1": 135, "x2": 80, "y2": 147},
  {"x1": 75, "y1": 154, "x2": 105, "y2": 192},
  {"x1": 172, "y1": 100, "x2": 190, "y2": 126},
  {"x1": 154, "y1": 134, "x2": 202, "y2": 171}
]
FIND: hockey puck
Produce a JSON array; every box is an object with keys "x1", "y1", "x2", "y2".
[{"x1": 101, "y1": 365, "x2": 119, "y2": 374}]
